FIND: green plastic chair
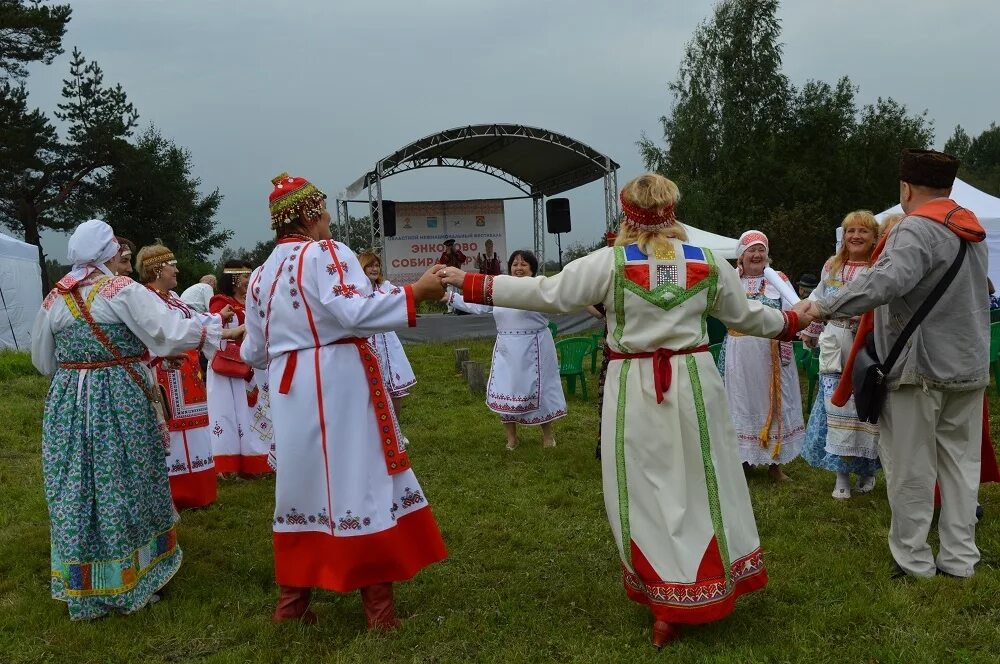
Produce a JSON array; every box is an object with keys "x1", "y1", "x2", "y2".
[
  {"x1": 555, "y1": 337, "x2": 592, "y2": 400},
  {"x1": 709, "y1": 342, "x2": 722, "y2": 365},
  {"x1": 589, "y1": 333, "x2": 604, "y2": 374},
  {"x1": 990, "y1": 322, "x2": 1000, "y2": 395},
  {"x1": 547, "y1": 321, "x2": 558, "y2": 338}
]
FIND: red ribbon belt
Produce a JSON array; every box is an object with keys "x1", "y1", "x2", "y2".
[
  {"x1": 59, "y1": 355, "x2": 144, "y2": 369},
  {"x1": 276, "y1": 337, "x2": 411, "y2": 476},
  {"x1": 607, "y1": 345, "x2": 709, "y2": 404}
]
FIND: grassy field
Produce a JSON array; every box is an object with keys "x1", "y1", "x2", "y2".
[{"x1": 0, "y1": 344, "x2": 998, "y2": 664}]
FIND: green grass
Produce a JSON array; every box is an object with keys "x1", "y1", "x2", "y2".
[{"x1": 0, "y1": 343, "x2": 998, "y2": 663}]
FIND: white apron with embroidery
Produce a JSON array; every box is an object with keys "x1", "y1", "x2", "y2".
[
  {"x1": 449, "y1": 294, "x2": 567, "y2": 425},
  {"x1": 371, "y1": 280, "x2": 417, "y2": 398}
]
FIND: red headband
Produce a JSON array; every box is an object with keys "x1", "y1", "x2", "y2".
[{"x1": 620, "y1": 192, "x2": 676, "y2": 230}]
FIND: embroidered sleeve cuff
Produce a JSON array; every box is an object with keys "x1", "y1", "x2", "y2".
[
  {"x1": 776, "y1": 310, "x2": 800, "y2": 341},
  {"x1": 463, "y1": 273, "x2": 494, "y2": 305},
  {"x1": 403, "y1": 285, "x2": 417, "y2": 327},
  {"x1": 801, "y1": 321, "x2": 824, "y2": 337}
]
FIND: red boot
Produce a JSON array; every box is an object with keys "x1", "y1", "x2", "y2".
[
  {"x1": 360, "y1": 583, "x2": 401, "y2": 631},
  {"x1": 652, "y1": 620, "x2": 680, "y2": 648},
  {"x1": 272, "y1": 585, "x2": 317, "y2": 625}
]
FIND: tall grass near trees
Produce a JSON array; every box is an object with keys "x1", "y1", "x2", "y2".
[{"x1": 0, "y1": 344, "x2": 997, "y2": 663}]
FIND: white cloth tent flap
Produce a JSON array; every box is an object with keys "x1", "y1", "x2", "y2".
[
  {"x1": 0, "y1": 233, "x2": 43, "y2": 350},
  {"x1": 680, "y1": 223, "x2": 739, "y2": 260},
  {"x1": 875, "y1": 178, "x2": 1000, "y2": 287}
]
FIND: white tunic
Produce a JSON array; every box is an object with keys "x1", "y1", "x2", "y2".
[
  {"x1": 371, "y1": 280, "x2": 417, "y2": 398},
  {"x1": 241, "y1": 237, "x2": 446, "y2": 592},
  {"x1": 719, "y1": 274, "x2": 804, "y2": 466},
  {"x1": 448, "y1": 292, "x2": 567, "y2": 425},
  {"x1": 460, "y1": 240, "x2": 791, "y2": 624}
]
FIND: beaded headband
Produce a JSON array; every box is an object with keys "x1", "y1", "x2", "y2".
[
  {"x1": 223, "y1": 267, "x2": 252, "y2": 275},
  {"x1": 620, "y1": 192, "x2": 676, "y2": 230},
  {"x1": 141, "y1": 249, "x2": 176, "y2": 270}
]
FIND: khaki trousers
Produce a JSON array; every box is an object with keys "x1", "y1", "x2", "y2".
[{"x1": 879, "y1": 385, "x2": 983, "y2": 577}]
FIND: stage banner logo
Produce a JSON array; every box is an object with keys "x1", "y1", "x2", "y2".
[{"x1": 385, "y1": 199, "x2": 507, "y2": 284}]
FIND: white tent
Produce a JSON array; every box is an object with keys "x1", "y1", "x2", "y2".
[
  {"x1": 680, "y1": 223, "x2": 739, "y2": 259},
  {"x1": 0, "y1": 233, "x2": 43, "y2": 351},
  {"x1": 874, "y1": 178, "x2": 1000, "y2": 286}
]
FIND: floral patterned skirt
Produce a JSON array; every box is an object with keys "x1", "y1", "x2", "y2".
[{"x1": 42, "y1": 365, "x2": 181, "y2": 620}]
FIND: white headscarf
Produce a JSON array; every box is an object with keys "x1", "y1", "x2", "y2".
[{"x1": 55, "y1": 219, "x2": 120, "y2": 292}]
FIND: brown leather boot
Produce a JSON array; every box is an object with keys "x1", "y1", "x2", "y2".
[
  {"x1": 271, "y1": 585, "x2": 317, "y2": 625},
  {"x1": 360, "y1": 583, "x2": 401, "y2": 631}
]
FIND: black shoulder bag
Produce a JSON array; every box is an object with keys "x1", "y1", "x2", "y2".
[{"x1": 852, "y1": 233, "x2": 967, "y2": 424}]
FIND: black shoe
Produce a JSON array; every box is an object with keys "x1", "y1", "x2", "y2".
[
  {"x1": 890, "y1": 560, "x2": 908, "y2": 580},
  {"x1": 936, "y1": 568, "x2": 964, "y2": 578},
  {"x1": 976, "y1": 504, "x2": 984, "y2": 522}
]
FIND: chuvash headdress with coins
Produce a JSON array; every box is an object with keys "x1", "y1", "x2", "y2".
[
  {"x1": 620, "y1": 191, "x2": 677, "y2": 231},
  {"x1": 268, "y1": 172, "x2": 327, "y2": 230}
]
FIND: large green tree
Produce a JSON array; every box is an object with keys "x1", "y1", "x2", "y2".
[
  {"x1": 0, "y1": 0, "x2": 70, "y2": 82},
  {"x1": 946, "y1": 123, "x2": 1000, "y2": 196},
  {"x1": 639, "y1": 0, "x2": 932, "y2": 280},
  {"x1": 73, "y1": 125, "x2": 231, "y2": 275}
]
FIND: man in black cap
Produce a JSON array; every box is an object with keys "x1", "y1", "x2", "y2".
[
  {"x1": 796, "y1": 273, "x2": 819, "y2": 299},
  {"x1": 799, "y1": 149, "x2": 989, "y2": 579}
]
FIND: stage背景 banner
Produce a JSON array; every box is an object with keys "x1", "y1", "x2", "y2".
[{"x1": 384, "y1": 199, "x2": 507, "y2": 285}]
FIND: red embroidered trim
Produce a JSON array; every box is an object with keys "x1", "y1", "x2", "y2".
[
  {"x1": 98, "y1": 275, "x2": 134, "y2": 300},
  {"x1": 777, "y1": 310, "x2": 799, "y2": 341},
  {"x1": 462, "y1": 273, "x2": 486, "y2": 304},
  {"x1": 620, "y1": 193, "x2": 676, "y2": 229},
  {"x1": 197, "y1": 326, "x2": 207, "y2": 353},
  {"x1": 404, "y1": 285, "x2": 416, "y2": 327},
  {"x1": 484, "y1": 276, "x2": 494, "y2": 306}
]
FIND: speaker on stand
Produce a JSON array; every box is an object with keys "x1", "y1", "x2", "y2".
[
  {"x1": 546, "y1": 198, "x2": 571, "y2": 269},
  {"x1": 370, "y1": 200, "x2": 397, "y2": 238}
]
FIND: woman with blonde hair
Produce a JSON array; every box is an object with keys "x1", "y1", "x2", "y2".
[
  {"x1": 800, "y1": 210, "x2": 880, "y2": 499},
  {"x1": 357, "y1": 250, "x2": 417, "y2": 416},
  {"x1": 136, "y1": 242, "x2": 236, "y2": 509},
  {"x1": 440, "y1": 173, "x2": 814, "y2": 648}
]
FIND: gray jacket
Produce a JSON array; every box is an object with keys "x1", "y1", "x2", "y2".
[{"x1": 816, "y1": 211, "x2": 989, "y2": 392}]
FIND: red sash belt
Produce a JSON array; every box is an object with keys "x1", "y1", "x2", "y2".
[
  {"x1": 276, "y1": 337, "x2": 411, "y2": 476},
  {"x1": 607, "y1": 345, "x2": 709, "y2": 404},
  {"x1": 59, "y1": 355, "x2": 144, "y2": 369}
]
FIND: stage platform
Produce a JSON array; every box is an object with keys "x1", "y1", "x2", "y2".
[{"x1": 396, "y1": 310, "x2": 602, "y2": 344}]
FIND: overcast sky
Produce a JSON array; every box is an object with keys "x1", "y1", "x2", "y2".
[{"x1": 23, "y1": 0, "x2": 1000, "y2": 263}]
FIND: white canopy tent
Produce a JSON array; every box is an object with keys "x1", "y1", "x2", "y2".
[
  {"x1": 680, "y1": 223, "x2": 739, "y2": 260},
  {"x1": 0, "y1": 233, "x2": 43, "y2": 351},
  {"x1": 872, "y1": 178, "x2": 1000, "y2": 286}
]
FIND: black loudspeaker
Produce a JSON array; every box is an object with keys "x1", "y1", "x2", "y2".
[
  {"x1": 371, "y1": 200, "x2": 397, "y2": 237},
  {"x1": 546, "y1": 198, "x2": 571, "y2": 234}
]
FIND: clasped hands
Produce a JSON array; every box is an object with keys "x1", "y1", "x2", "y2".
[
  {"x1": 409, "y1": 264, "x2": 469, "y2": 303},
  {"x1": 791, "y1": 300, "x2": 822, "y2": 331}
]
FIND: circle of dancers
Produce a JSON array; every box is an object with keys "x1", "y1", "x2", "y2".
[{"x1": 29, "y1": 150, "x2": 998, "y2": 648}]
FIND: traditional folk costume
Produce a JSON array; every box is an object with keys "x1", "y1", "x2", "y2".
[
  {"x1": 30, "y1": 220, "x2": 222, "y2": 620},
  {"x1": 241, "y1": 174, "x2": 446, "y2": 627},
  {"x1": 206, "y1": 289, "x2": 274, "y2": 474},
  {"x1": 448, "y1": 292, "x2": 567, "y2": 426},
  {"x1": 718, "y1": 231, "x2": 804, "y2": 467},
  {"x1": 371, "y1": 280, "x2": 417, "y2": 398},
  {"x1": 141, "y1": 250, "x2": 221, "y2": 509},
  {"x1": 821, "y1": 150, "x2": 989, "y2": 577},
  {"x1": 456, "y1": 195, "x2": 801, "y2": 631},
  {"x1": 800, "y1": 257, "x2": 880, "y2": 484}
]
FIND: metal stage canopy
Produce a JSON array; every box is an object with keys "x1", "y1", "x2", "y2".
[{"x1": 338, "y1": 124, "x2": 620, "y2": 267}]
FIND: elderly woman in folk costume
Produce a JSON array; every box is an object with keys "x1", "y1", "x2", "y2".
[
  {"x1": 799, "y1": 210, "x2": 880, "y2": 500},
  {"x1": 717, "y1": 231, "x2": 804, "y2": 482},
  {"x1": 240, "y1": 173, "x2": 447, "y2": 630},
  {"x1": 446, "y1": 249, "x2": 566, "y2": 450},
  {"x1": 357, "y1": 250, "x2": 417, "y2": 417},
  {"x1": 136, "y1": 242, "x2": 238, "y2": 510},
  {"x1": 206, "y1": 259, "x2": 274, "y2": 477},
  {"x1": 30, "y1": 220, "x2": 242, "y2": 620},
  {"x1": 441, "y1": 174, "x2": 814, "y2": 648}
]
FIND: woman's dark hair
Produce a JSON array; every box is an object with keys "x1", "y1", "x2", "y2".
[
  {"x1": 218, "y1": 259, "x2": 252, "y2": 296},
  {"x1": 508, "y1": 249, "x2": 538, "y2": 276},
  {"x1": 115, "y1": 236, "x2": 136, "y2": 254}
]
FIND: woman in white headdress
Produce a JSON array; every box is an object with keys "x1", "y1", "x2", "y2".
[
  {"x1": 30, "y1": 220, "x2": 242, "y2": 620},
  {"x1": 716, "y1": 231, "x2": 804, "y2": 482}
]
